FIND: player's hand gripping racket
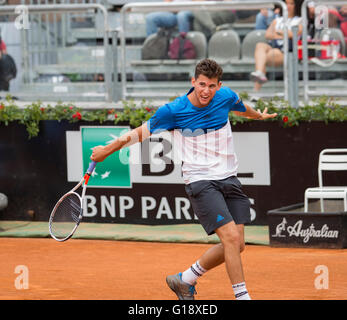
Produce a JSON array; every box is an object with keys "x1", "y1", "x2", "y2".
[{"x1": 49, "y1": 161, "x2": 97, "y2": 242}]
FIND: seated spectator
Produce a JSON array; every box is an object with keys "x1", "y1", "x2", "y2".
[
  {"x1": 250, "y1": 0, "x2": 304, "y2": 92},
  {"x1": 145, "y1": 0, "x2": 193, "y2": 36},
  {"x1": 193, "y1": 3, "x2": 258, "y2": 40},
  {"x1": 255, "y1": 6, "x2": 280, "y2": 30},
  {"x1": 326, "y1": 5, "x2": 347, "y2": 50},
  {"x1": 193, "y1": 10, "x2": 237, "y2": 40}
]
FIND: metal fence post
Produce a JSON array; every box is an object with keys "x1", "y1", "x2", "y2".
[
  {"x1": 292, "y1": 25, "x2": 299, "y2": 108},
  {"x1": 111, "y1": 28, "x2": 121, "y2": 102}
]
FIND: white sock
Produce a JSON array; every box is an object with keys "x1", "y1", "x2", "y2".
[
  {"x1": 181, "y1": 261, "x2": 207, "y2": 285},
  {"x1": 232, "y1": 282, "x2": 251, "y2": 300}
]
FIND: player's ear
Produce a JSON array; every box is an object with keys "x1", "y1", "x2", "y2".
[
  {"x1": 218, "y1": 81, "x2": 222, "y2": 89},
  {"x1": 191, "y1": 77, "x2": 196, "y2": 86}
]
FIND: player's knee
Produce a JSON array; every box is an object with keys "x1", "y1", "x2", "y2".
[{"x1": 221, "y1": 229, "x2": 241, "y2": 248}]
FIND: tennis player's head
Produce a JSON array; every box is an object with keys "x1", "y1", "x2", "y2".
[{"x1": 191, "y1": 58, "x2": 223, "y2": 107}]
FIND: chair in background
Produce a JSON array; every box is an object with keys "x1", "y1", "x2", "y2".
[
  {"x1": 304, "y1": 148, "x2": 347, "y2": 212},
  {"x1": 208, "y1": 29, "x2": 240, "y2": 64},
  {"x1": 241, "y1": 29, "x2": 266, "y2": 62},
  {"x1": 187, "y1": 31, "x2": 207, "y2": 60},
  {"x1": 178, "y1": 31, "x2": 207, "y2": 66}
]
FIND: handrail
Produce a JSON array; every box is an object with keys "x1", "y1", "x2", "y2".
[
  {"x1": 0, "y1": 4, "x2": 112, "y2": 102},
  {"x1": 120, "y1": 1, "x2": 289, "y2": 101}
]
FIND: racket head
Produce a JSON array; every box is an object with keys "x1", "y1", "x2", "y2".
[{"x1": 49, "y1": 191, "x2": 83, "y2": 242}]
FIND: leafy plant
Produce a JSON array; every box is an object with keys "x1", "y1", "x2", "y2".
[{"x1": 0, "y1": 95, "x2": 346, "y2": 139}]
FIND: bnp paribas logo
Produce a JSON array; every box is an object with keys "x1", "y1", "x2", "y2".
[{"x1": 66, "y1": 126, "x2": 132, "y2": 188}]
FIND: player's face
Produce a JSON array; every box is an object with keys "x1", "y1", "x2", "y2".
[{"x1": 191, "y1": 74, "x2": 221, "y2": 107}]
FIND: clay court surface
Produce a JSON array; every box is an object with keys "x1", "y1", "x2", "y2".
[{"x1": 0, "y1": 237, "x2": 346, "y2": 300}]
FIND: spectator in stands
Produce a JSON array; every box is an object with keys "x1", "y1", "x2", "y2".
[
  {"x1": 255, "y1": 6, "x2": 280, "y2": 30},
  {"x1": 306, "y1": 1, "x2": 316, "y2": 40},
  {"x1": 0, "y1": 37, "x2": 9, "y2": 91},
  {"x1": 250, "y1": 0, "x2": 304, "y2": 92},
  {"x1": 145, "y1": 0, "x2": 193, "y2": 36},
  {"x1": 193, "y1": 10, "x2": 237, "y2": 40},
  {"x1": 193, "y1": 3, "x2": 258, "y2": 40},
  {"x1": 326, "y1": 5, "x2": 347, "y2": 48}
]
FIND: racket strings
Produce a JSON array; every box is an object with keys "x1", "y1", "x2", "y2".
[{"x1": 50, "y1": 193, "x2": 82, "y2": 240}]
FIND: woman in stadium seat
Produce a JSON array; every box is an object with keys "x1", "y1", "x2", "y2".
[{"x1": 250, "y1": 0, "x2": 304, "y2": 92}]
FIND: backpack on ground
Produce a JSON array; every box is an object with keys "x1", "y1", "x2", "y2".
[
  {"x1": 168, "y1": 32, "x2": 196, "y2": 59},
  {"x1": 141, "y1": 28, "x2": 172, "y2": 60},
  {"x1": 0, "y1": 53, "x2": 17, "y2": 82}
]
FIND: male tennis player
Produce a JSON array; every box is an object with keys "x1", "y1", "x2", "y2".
[{"x1": 91, "y1": 58, "x2": 277, "y2": 300}]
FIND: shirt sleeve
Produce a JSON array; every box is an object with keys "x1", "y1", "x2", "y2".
[
  {"x1": 224, "y1": 87, "x2": 246, "y2": 112},
  {"x1": 147, "y1": 104, "x2": 175, "y2": 134}
]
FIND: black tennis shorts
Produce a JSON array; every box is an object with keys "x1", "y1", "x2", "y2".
[{"x1": 185, "y1": 176, "x2": 251, "y2": 235}]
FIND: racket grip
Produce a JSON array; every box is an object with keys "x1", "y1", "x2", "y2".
[{"x1": 86, "y1": 161, "x2": 97, "y2": 175}]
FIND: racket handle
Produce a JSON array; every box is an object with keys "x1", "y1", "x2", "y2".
[
  {"x1": 84, "y1": 161, "x2": 97, "y2": 185},
  {"x1": 86, "y1": 161, "x2": 97, "y2": 175}
]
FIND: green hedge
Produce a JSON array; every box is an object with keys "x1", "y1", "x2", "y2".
[{"x1": 0, "y1": 94, "x2": 346, "y2": 139}]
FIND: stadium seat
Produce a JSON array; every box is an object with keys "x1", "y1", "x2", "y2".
[
  {"x1": 177, "y1": 31, "x2": 207, "y2": 65},
  {"x1": 187, "y1": 31, "x2": 207, "y2": 60},
  {"x1": 304, "y1": 148, "x2": 347, "y2": 212},
  {"x1": 208, "y1": 29, "x2": 241, "y2": 64},
  {"x1": 241, "y1": 29, "x2": 266, "y2": 62}
]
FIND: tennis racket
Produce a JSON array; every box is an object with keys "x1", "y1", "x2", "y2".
[{"x1": 48, "y1": 161, "x2": 97, "y2": 242}]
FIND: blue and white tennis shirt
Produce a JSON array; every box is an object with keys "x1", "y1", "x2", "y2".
[{"x1": 147, "y1": 87, "x2": 246, "y2": 184}]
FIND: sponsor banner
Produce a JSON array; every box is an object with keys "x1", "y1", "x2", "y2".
[
  {"x1": 66, "y1": 127, "x2": 271, "y2": 186},
  {"x1": 2, "y1": 120, "x2": 346, "y2": 225},
  {"x1": 65, "y1": 126, "x2": 270, "y2": 222},
  {"x1": 268, "y1": 211, "x2": 347, "y2": 248}
]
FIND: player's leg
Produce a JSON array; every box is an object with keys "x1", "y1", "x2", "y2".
[
  {"x1": 198, "y1": 223, "x2": 245, "y2": 270},
  {"x1": 217, "y1": 223, "x2": 243, "y2": 279},
  {"x1": 166, "y1": 180, "x2": 244, "y2": 300},
  {"x1": 218, "y1": 176, "x2": 251, "y2": 299}
]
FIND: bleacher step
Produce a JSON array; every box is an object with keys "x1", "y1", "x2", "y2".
[
  {"x1": 20, "y1": 82, "x2": 107, "y2": 101},
  {"x1": 56, "y1": 45, "x2": 142, "y2": 65},
  {"x1": 34, "y1": 63, "x2": 106, "y2": 74}
]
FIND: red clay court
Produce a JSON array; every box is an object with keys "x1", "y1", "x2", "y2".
[{"x1": 1, "y1": 236, "x2": 346, "y2": 300}]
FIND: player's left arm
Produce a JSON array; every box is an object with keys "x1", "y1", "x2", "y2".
[{"x1": 233, "y1": 103, "x2": 277, "y2": 120}]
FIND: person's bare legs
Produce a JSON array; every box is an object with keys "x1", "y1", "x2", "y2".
[
  {"x1": 198, "y1": 223, "x2": 245, "y2": 271},
  {"x1": 167, "y1": 222, "x2": 248, "y2": 300},
  {"x1": 254, "y1": 42, "x2": 272, "y2": 74},
  {"x1": 253, "y1": 43, "x2": 284, "y2": 91},
  {"x1": 214, "y1": 221, "x2": 245, "y2": 283}
]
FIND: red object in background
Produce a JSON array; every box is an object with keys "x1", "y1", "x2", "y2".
[
  {"x1": 297, "y1": 39, "x2": 344, "y2": 60},
  {"x1": 0, "y1": 40, "x2": 6, "y2": 52}
]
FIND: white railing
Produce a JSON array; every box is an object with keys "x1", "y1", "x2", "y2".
[{"x1": 120, "y1": 1, "x2": 290, "y2": 101}]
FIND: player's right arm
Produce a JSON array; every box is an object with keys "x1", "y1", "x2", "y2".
[
  {"x1": 91, "y1": 103, "x2": 175, "y2": 163},
  {"x1": 90, "y1": 122, "x2": 151, "y2": 162}
]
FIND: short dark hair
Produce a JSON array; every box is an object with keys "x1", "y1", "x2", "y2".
[{"x1": 194, "y1": 58, "x2": 223, "y2": 82}]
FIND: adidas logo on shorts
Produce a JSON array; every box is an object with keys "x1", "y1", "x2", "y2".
[{"x1": 216, "y1": 214, "x2": 224, "y2": 222}]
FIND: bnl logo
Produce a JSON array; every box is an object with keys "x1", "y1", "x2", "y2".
[
  {"x1": 66, "y1": 126, "x2": 184, "y2": 188},
  {"x1": 66, "y1": 126, "x2": 271, "y2": 191}
]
